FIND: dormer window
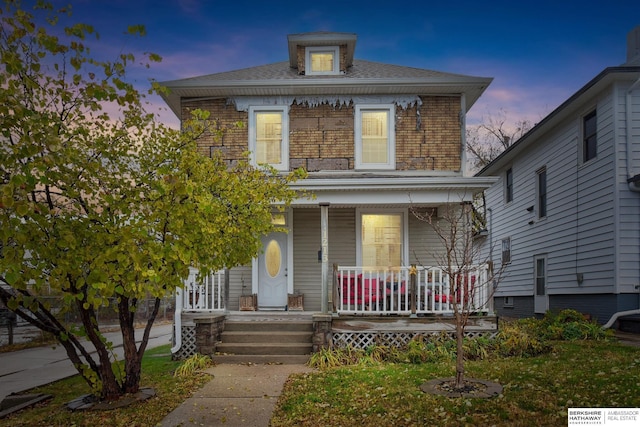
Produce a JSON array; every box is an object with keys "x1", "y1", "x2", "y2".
[{"x1": 305, "y1": 46, "x2": 340, "y2": 75}]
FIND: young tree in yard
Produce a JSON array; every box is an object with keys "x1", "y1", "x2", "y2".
[
  {"x1": 0, "y1": 1, "x2": 303, "y2": 401},
  {"x1": 412, "y1": 201, "x2": 502, "y2": 390}
]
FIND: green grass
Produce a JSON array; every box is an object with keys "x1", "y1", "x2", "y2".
[
  {"x1": 2, "y1": 344, "x2": 211, "y2": 427},
  {"x1": 271, "y1": 340, "x2": 640, "y2": 427}
]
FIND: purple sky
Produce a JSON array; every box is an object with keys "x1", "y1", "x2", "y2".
[{"x1": 50, "y1": 0, "x2": 640, "y2": 128}]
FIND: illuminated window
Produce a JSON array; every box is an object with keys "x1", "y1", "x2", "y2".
[
  {"x1": 355, "y1": 105, "x2": 395, "y2": 170},
  {"x1": 305, "y1": 46, "x2": 339, "y2": 75},
  {"x1": 265, "y1": 239, "x2": 282, "y2": 278},
  {"x1": 249, "y1": 106, "x2": 288, "y2": 171},
  {"x1": 360, "y1": 213, "x2": 403, "y2": 267},
  {"x1": 271, "y1": 213, "x2": 287, "y2": 226}
]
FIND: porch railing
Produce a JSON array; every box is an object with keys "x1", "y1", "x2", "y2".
[
  {"x1": 333, "y1": 265, "x2": 493, "y2": 316},
  {"x1": 176, "y1": 268, "x2": 226, "y2": 312}
]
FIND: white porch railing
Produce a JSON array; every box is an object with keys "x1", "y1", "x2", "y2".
[
  {"x1": 176, "y1": 268, "x2": 226, "y2": 312},
  {"x1": 333, "y1": 265, "x2": 493, "y2": 316}
]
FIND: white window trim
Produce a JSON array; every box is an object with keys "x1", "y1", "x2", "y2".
[
  {"x1": 533, "y1": 254, "x2": 549, "y2": 314},
  {"x1": 248, "y1": 105, "x2": 289, "y2": 172},
  {"x1": 355, "y1": 208, "x2": 408, "y2": 267},
  {"x1": 305, "y1": 46, "x2": 340, "y2": 75},
  {"x1": 354, "y1": 104, "x2": 396, "y2": 170}
]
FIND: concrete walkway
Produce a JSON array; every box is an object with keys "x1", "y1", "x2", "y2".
[{"x1": 159, "y1": 363, "x2": 314, "y2": 427}]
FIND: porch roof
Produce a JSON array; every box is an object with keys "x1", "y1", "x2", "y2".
[{"x1": 289, "y1": 174, "x2": 498, "y2": 206}]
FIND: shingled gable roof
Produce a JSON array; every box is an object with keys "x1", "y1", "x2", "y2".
[{"x1": 159, "y1": 38, "x2": 492, "y2": 118}]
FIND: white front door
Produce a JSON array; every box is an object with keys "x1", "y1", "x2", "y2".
[{"x1": 258, "y1": 232, "x2": 288, "y2": 310}]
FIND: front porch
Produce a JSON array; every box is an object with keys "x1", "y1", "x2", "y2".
[{"x1": 171, "y1": 264, "x2": 497, "y2": 359}]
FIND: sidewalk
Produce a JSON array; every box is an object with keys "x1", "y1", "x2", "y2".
[
  {"x1": 0, "y1": 323, "x2": 173, "y2": 403},
  {"x1": 158, "y1": 363, "x2": 314, "y2": 427}
]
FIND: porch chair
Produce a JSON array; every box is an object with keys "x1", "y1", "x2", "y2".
[
  {"x1": 434, "y1": 274, "x2": 477, "y2": 310},
  {"x1": 384, "y1": 278, "x2": 408, "y2": 310},
  {"x1": 357, "y1": 274, "x2": 383, "y2": 311},
  {"x1": 340, "y1": 274, "x2": 357, "y2": 308}
]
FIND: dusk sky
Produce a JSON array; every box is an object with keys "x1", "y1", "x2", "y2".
[{"x1": 59, "y1": 0, "x2": 640, "y2": 129}]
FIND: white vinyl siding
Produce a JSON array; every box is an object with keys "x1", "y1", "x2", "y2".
[
  {"x1": 481, "y1": 87, "x2": 619, "y2": 299},
  {"x1": 292, "y1": 208, "x2": 356, "y2": 311},
  {"x1": 408, "y1": 208, "x2": 445, "y2": 266},
  {"x1": 614, "y1": 81, "x2": 640, "y2": 293}
]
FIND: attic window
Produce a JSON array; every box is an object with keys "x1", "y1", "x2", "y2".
[{"x1": 305, "y1": 46, "x2": 339, "y2": 75}]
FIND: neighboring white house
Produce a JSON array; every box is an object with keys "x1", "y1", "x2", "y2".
[{"x1": 476, "y1": 26, "x2": 640, "y2": 325}]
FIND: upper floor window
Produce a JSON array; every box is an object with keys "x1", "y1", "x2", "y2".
[
  {"x1": 582, "y1": 110, "x2": 597, "y2": 162},
  {"x1": 305, "y1": 46, "x2": 340, "y2": 75},
  {"x1": 355, "y1": 104, "x2": 395, "y2": 170},
  {"x1": 536, "y1": 167, "x2": 547, "y2": 219},
  {"x1": 249, "y1": 106, "x2": 289, "y2": 171},
  {"x1": 505, "y1": 167, "x2": 513, "y2": 203}
]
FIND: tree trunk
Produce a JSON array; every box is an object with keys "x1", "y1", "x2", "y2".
[
  {"x1": 119, "y1": 295, "x2": 139, "y2": 394},
  {"x1": 455, "y1": 311, "x2": 465, "y2": 389}
]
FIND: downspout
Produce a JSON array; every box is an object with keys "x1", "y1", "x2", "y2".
[
  {"x1": 603, "y1": 75, "x2": 640, "y2": 329},
  {"x1": 170, "y1": 287, "x2": 183, "y2": 354},
  {"x1": 626, "y1": 75, "x2": 640, "y2": 193},
  {"x1": 460, "y1": 94, "x2": 467, "y2": 176}
]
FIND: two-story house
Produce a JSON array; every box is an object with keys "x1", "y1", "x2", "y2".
[
  {"x1": 160, "y1": 32, "x2": 498, "y2": 358},
  {"x1": 476, "y1": 26, "x2": 640, "y2": 329}
]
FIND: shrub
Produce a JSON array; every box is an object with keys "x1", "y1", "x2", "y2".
[
  {"x1": 495, "y1": 321, "x2": 552, "y2": 357},
  {"x1": 532, "y1": 309, "x2": 614, "y2": 341},
  {"x1": 173, "y1": 353, "x2": 214, "y2": 377}
]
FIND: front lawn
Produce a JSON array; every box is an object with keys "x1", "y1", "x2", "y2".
[
  {"x1": 272, "y1": 338, "x2": 640, "y2": 426},
  {"x1": 2, "y1": 344, "x2": 210, "y2": 427}
]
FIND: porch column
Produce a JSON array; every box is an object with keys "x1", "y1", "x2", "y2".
[{"x1": 320, "y1": 202, "x2": 330, "y2": 314}]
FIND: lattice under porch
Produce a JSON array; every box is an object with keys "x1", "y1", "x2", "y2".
[
  {"x1": 173, "y1": 324, "x2": 197, "y2": 359},
  {"x1": 330, "y1": 315, "x2": 498, "y2": 350},
  {"x1": 332, "y1": 330, "x2": 498, "y2": 349}
]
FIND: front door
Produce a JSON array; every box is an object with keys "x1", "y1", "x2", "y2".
[{"x1": 258, "y1": 232, "x2": 288, "y2": 310}]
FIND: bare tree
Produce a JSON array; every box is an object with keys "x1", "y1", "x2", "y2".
[
  {"x1": 412, "y1": 200, "x2": 503, "y2": 390},
  {"x1": 467, "y1": 109, "x2": 532, "y2": 173}
]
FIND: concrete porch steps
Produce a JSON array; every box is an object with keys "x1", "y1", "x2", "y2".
[{"x1": 214, "y1": 319, "x2": 314, "y2": 363}]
